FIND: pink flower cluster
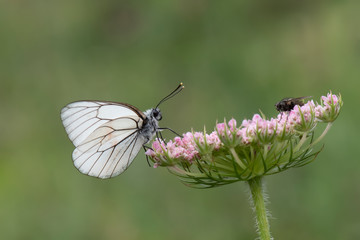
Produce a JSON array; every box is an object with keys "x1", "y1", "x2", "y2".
[
  {"x1": 146, "y1": 131, "x2": 221, "y2": 167},
  {"x1": 146, "y1": 92, "x2": 342, "y2": 166},
  {"x1": 238, "y1": 114, "x2": 278, "y2": 144},
  {"x1": 315, "y1": 93, "x2": 342, "y2": 122}
]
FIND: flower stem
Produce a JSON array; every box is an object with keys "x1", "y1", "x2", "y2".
[
  {"x1": 230, "y1": 147, "x2": 246, "y2": 169},
  {"x1": 310, "y1": 122, "x2": 333, "y2": 147},
  {"x1": 248, "y1": 177, "x2": 272, "y2": 240}
]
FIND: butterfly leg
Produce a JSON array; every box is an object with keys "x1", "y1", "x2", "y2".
[
  {"x1": 154, "y1": 129, "x2": 167, "y2": 145},
  {"x1": 159, "y1": 131, "x2": 166, "y2": 144},
  {"x1": 143, "y1": 145, "x2": 153, "y2": 167},
  {"x1": 158, "y1": 127, "x2": 181, "y2": 137}
]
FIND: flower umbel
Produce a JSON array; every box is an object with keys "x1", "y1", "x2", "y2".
[
  {"x1": 315, "y1": 91, "x2": 343, "y2": 122},
  {"x1": 146, "y1": 92, "x2": 342, "y2": 188}
]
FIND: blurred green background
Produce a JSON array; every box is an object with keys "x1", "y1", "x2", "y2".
[{"x1": 1, "y1": 1, "x2": 359, "y2": 239}]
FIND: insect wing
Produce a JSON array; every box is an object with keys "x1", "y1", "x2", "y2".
[
  {"x1": 292, "y1": 96, "x2": 312, "y2": 105},
  {"x1": 72, "y1": 123, "x2": 145, "y2": 179},
  {"x1": 61, "y1": 101, "x2": 146, "y2": 178}
]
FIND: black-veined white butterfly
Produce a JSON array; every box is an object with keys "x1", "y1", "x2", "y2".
[{"x1": 61, "y1": 83, "x2": 184, "y2": 179}]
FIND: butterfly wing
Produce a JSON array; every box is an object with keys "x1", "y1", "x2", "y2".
[{"x1": 61, "y1": 101, "x2": 147, "y2": 179}]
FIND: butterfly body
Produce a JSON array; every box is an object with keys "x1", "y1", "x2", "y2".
[{"x1": 140, "y1": 108, "x2": 162, "y2": 143}]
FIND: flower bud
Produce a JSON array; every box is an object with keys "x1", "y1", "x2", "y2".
[{"x1": 315, "y1": 92, "x2": 343, "y2": 122}]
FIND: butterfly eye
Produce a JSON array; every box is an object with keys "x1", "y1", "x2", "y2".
[{"x1": 153, "y1": 109, "x2": 162, "y2": 121}]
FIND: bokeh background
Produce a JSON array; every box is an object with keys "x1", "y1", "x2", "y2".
[{"x1": 1, "y1": 1, "x2": 359, "y2": 239}]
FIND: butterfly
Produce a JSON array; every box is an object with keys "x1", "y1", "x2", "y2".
[
  {"x1": 61, "y1": 83, "x2": 184, "y2": 179},
  {"x1": 275, "y1": 96, "x2": 312, "y2": 112}
]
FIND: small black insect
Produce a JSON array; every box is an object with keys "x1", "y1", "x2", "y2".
[{"x1": 275, "y1": 96, "x2": 312, "y2": 112}]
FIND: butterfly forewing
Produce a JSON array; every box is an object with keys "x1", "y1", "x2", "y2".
[{"x1": 61, "y1": 101, "x2": 147, "y2": 179}]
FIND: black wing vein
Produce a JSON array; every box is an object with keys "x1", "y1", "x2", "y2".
[{"x1": 110, "y1": 131, "x2": 140, "y2": 177}]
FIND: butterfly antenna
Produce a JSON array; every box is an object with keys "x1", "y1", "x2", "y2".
[{"x1": 155, "y1": 83, "x2": 184, "y2": 108}]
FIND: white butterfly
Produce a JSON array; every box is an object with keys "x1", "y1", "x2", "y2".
[{"x1": 61, "y1": 83, "x2": 184, "y2": 179}]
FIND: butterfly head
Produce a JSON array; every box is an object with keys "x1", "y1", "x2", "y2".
[
  {"x1": 144, "y1": 108, "x2": 162, "y2": 122},
  {"x1": 151, "y1": 108, "x2": 162, "y2": 121}
]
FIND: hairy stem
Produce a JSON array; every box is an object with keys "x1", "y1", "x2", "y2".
[{"x1": 248, "y1": 177, "x2": 272, "y2": 240}]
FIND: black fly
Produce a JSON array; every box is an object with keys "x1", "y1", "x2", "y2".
[{"x1": 275, "y1": 96, "x2": 312, "y2": 112}]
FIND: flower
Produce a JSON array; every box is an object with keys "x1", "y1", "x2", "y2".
[
  {"x1": 146, "y1": 92, "x2": 342, "y2": 188},
  {"x1": 290, "y1": 100, "x2": 317, "y2": 132},
  {"x1": 315, "y1": 92, "x2": 343, "y2": 122}
]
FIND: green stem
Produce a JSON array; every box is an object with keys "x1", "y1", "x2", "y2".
[
  {"x1": 248, "y1": 177, "x2": 272, "y2": 240},
  {"x1": 293, "y1": 132, "x2": 308, "y2": 152},
  {"x1": 230, "y1": 147, "x2": 246, "y2": 169},
  {"x1": 310, "y1": 122, "x2": 333, "y2": 147}
]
